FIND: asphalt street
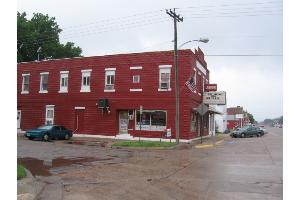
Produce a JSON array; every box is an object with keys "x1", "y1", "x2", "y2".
[{"x1": 17, "y1": 127, "x2": 282, "y2": 200}]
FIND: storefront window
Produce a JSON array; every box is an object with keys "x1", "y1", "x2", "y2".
[{"x1": 136, "y1": 110, "x2": 167, "y2": 131}]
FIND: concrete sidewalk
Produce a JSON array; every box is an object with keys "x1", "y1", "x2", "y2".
[{"x1": 17, "y1": 169, "x2": 45, "y2": 200}]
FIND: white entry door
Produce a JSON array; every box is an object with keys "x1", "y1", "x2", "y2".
[
  {"x1": 119, "y1": 111, "x2": 129, "y2": 134},
  {"x1": 17, "y1": 110, "x2": 21, "y2": 129}
]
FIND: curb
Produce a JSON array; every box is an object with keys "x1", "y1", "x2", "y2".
[{"x1": 194, "y1": 138, "x2": 225, "y2": 149}]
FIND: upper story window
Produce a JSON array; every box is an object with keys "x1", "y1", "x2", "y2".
[
  {"x1": 105, "y1": 68, "x2": 116, "y2": 92},
  {"x1": 202, "y1": 77, "x2": 205, "y2": 92},
  {"x1": 193, "y1": 69, "x2": 197, "y2": 87},
  {"x1": 59, "y1": 71, "x2": 69, "y2": 93},
  {"x1": 21, "y1": 73, "x2": 30, "y2": 94},
  {"x1": 80, "y1": 69, "x2": 92, "y2": 92},
  {"x1": 158, "y1": 65, "x2": 172, "y2": 91},
  {"x1": 39, "y1": 72, "x2": 49, "y2": 93},
  {"x1": 133, "y1": 75, "x2": 140, "y2": 83}
]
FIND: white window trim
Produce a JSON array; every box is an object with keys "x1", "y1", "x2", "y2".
[
  {"x1": 159, "y1": 65, "x2": 172, "y2": 69},
  {"x1": 45, "y1": 105, "x2": 55, "y2": 125},
  {"x1": 39, "y1": 72, "x2": 49, "y2": 93},
  {"x1": 104, "y1": 89, "x2": 116, "y2": 92},
  {"x1": 81, "y1": 69, "x2": 92, "y2": 73},
  {"x1": 21, "y1": 73, "x2": 30, "y2": 94},
  {"x1": 158, "y1": 88, "x2": 172, "y2": 92},
  {"x1": 132, "y1": 75, "x2": 140, "y2": 83},
  {"x1": 105, "y1": 69, "x2": 116, "y2": 92},
  {"x1": 130, "y1": 66, "x2": 143, "y2": 70},
  {"x1": 74, "y1": 106, "x2": 85, "y2": 110},
  {"x1": 158, "y1": 66, "x2": 171, "y2": 91},
  {"x1": 130, "y1": 89, "x2": 143, "y2": 92},
  {"x1": 105, "y1": 68, "x2": 116, "y2": 71},
  {"x1": 196, "y1": 60, "x2": 207, "y2": 75},
  {"x1": 80, "y1": 70, "x2": 91, "y2": 93},
  {"x1": 59, "y1": 71, "x2": 69, "y2": 93}
]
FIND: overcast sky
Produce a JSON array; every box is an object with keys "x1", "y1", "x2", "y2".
[{"x1": 18, "y1": 0, "x2": 283, "y2": 122}]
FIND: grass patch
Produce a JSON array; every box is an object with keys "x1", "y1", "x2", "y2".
[
  {"x1": 112, "y1": 140, "x2": 176, "y2": 148},
  {"x1": 17, "y1": 164, "x2": 27, "y2": 180}
]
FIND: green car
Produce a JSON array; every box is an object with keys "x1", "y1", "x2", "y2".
[{"x1": 25, "y1": 125, "x2": 73, "y2": 141}]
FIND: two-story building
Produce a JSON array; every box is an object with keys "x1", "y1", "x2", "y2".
[{"x1": 17, "y1": 48, "x2": 215, "y2": 141}]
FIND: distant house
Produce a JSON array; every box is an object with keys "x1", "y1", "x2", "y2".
[
  {"x1": 17, "y1": 48, "x2": 219, "y2": 141},
  {"x1": 226, "y1": 106, "x2": 249, "y2": 129}
]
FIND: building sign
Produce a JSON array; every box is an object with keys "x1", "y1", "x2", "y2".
[
  {"x1": 203, "y1": 91, "x2": 226, "y2": 105},
  {"x1": 235, "y1": 114, "x2": 243, "y2": 119},
  {"x1": 204, "y1": 84, "x2": 217, "y2": 92}
]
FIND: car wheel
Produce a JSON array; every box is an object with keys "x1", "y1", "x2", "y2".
[
  {"x1": 64, "y1": 134, "x2": 70, "y2": 140},
  {"x1": 29, "y1": 136, "x2": 33, "y2": 140},
  {"x1": 257, "y1": 133, "x2": 261, "y2": 137},
  {"x1": 43, "y1": 134, "x2": 50, "y2": 141},
  {"x1": 241, "y1": 133, "x2": 245, "y2": 138}
]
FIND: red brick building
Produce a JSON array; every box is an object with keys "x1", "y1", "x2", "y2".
[{"x1": 17, "y1": 48, "x2": 215, "y2": 140}]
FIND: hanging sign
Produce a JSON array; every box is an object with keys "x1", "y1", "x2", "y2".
[
  {"x1": 203, "y1": 91, "x2": 226, "y2": 105},
  {"x1": 204, "y1": 84, "x2": 217, "y2": 92}
]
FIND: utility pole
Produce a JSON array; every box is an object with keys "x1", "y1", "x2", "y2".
[{"x1": 166, "y1": 9, "x2": 183, "y2": 144}]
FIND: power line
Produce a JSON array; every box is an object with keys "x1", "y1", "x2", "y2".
[{"x1": 18, "y1": 3, "x2": 282, "y2": 47}]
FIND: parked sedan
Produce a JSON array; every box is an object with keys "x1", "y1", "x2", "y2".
[
  {"x1": 25, "y1": 125, "x2": 73, "y2": 141},
  {"x1": 231, "y1": 126, "x2": 264, "y2": 138}
]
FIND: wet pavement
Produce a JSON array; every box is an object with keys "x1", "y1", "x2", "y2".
[{"x1": 17, "y1": 127, "x2": 282, "y2": 200}]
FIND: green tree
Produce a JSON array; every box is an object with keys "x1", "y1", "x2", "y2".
[
  {"x1": 17, "y1": 12, "x2": 82, "y2": 62},
  {"x1": 245, "y1": 112, "x2": 256, "y2": 124}
]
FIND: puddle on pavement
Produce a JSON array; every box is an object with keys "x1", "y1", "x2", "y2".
[
  {"x1": 17, "y1": 157, "x2": 111, "y2": 177},
  {"x1": 65, "y1": 140, "x2": 108, "y2": 147}
]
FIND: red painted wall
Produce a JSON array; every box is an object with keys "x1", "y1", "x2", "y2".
[{"x1": 17, "y1": 50, "x2": 210, "y2": 139}]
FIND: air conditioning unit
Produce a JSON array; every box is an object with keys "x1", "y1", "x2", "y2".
[{"x1": 98, "y1": 98, "x2": 109, "y2": 108}]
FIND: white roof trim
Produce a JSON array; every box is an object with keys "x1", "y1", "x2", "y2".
[
  {"x1": 159, "y1": 65, "x2": 172, "y2": 69},
  {"x1": 130, "y1": 66, "x2": 143, "y2": 70},
  {"x1": 105, "y1": 68, "x2": 116, "y2": 71},
  {"x1": 75, "y1": 106, "x2": 85, "y2": 110}
]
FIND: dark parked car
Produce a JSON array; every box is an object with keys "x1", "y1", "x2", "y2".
[
  {"x1": 231, "y1": 126, "x2": 264, "y2": 138},
  {"x1": 25, "y1": 125, "x2": 73, "y2": 141}
]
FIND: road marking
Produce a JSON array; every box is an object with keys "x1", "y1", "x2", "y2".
[
  {"x1": 215, "y1": 139, "x2": 225, "y2": 145},
  {"x1": 195, "y1": 144, "x2": 214, "y2": 149}
]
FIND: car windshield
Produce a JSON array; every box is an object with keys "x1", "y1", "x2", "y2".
[
  {"x1": 37, "y1": 125, "x2": 53, "y2": 130},
  {"x1": 240, "y1": 126, "x2": 250, "y2": 131}
]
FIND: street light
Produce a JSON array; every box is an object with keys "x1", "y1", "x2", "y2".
[
  {"x1": 174, "y1": 38, "x2": 209, "y2": 144},
  {"x1": 179, "y1": 38, "x2": 209, "y2": 48}
]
